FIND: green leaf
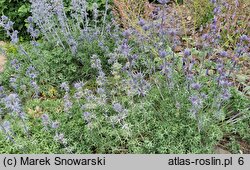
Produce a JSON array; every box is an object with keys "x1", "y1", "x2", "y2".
[{"x1": 18, "y1": 4, "x2": 30, "y2": 15}]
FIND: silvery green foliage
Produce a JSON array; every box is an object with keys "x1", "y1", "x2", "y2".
[
  {"x1": 129, "y1": 72, "x2": 151, "y2": 97},
  {"x1": 30, "y1": 0, "x2": 74, "y2": 51},
  {"x1": 0, "y1": 120, "x2": 14, "y2": 142},
  {"x1": 60, "y1": 82, "x2": 73, "y2": 114},
  {"x1": 91, "y1": 55, "x2": 107, "y2": 105},
  {"x1": 29, "y1": 0, "x2": 109, "y2": 55},
  {"x1": 0, "y1": 16, "x2": 18, "y2": 44},
  {"x1": 92, "y1": 2, "x2": 99, "y2": 29},
  {"x1": 110, "y1": 102, "x2": 128, "y2": 127},
  {"x1": 40, "y1": 114, "x2": 68, "y2": 146},
  {"x1": 0, "y1": 93, "x2": 29, "y2": 140},
  {"x1": 70, "y1": 0, "x2": 89, "y2": 31}
]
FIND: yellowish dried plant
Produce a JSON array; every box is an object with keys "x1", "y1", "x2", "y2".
[{"x1": 112, "y1": 0, "x2": 154, "y2": 29}]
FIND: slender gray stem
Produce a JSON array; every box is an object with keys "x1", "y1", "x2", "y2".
[{"x1": 101, "y1": 0, "x2": 109, "y2": 36}]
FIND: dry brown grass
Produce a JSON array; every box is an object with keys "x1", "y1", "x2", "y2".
[{"x1": 112, "y1": 0, "x2": 154, "y2": 28}]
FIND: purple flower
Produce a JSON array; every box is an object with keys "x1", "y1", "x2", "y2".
[
  {"x1": 51, "y1": 121, "x2": 60, "y2": 129},
  {"x1": 211, "y1": 23, "x2": 217, "y2": 31},
  {"x1": 18, "y1": 112, "x2": 26, "y2": 120},
  {"x1": 63, "y1": 93, "x2": 72, "y2": 112},
  {"x1": 235, "y1": 0, "x2": 239, "y2": 7},
  {"x1": 97, "y1": 88, "x2": 105, "y2": 95},
  {"x1": 220, "y1": 51, "x2": 228, "y2": 57},
  {"x1": 219, "y1": 79, "x2": 230, "y2": 87},
  {"x1": 74, "y1": 81, "x2": 85, "y2": 90},
  {"x1": 120, "y1": 41, "x2": 131, "y2": 56},
  {"x1": 122, "y1": 29, "x2": 131, "y2": 38},
  {"x1": 54, "y1": 133, "x2": 67, "y2": 144},
  {"x1": 157, "y1": 0, "x2": 170, "y2": 4},
  {"x1": 2, "y1": 121, "x2": 11, "y2": 132},
  {"x1": 201, "y1": 93, "x2": 208, "y2": 99},
  {"x1": 31, "y1": 29, "x2": 40, "y2": 39},
  {"x1": 29, "y1": 73, "x2": 37, "y2": 79},
  {"x1": 211, "y1": 0, "x2": 216, "y2": 3},
  {"x1": 41, "y1": 113, "x2": 50, "y2": 126},
  {"x1": 184, "y1": 48, "x2": 191, "y2": 57},
  {"x1": 27, "y1": 25, "x2": 34, "y2": 33},
  {"x1": 4, "y1": 93, "x2": 21, "y2": 114},
  {"x1": 168, "y1": 29, "x2": 177, "y2": 37},
  {"x1": 0, "y1": 86, "x2": 4, "y2": 92},
  {"x1": 60, "y1": 82, "x2": 69, "y2": 92},
  {"x1": 91, "y1": 55, "x2": 102, "y2": 69},
  {"x1": 221, "y1": 90, "x2": 231, "y2": 100},
  {"x1": 189, "y1": 95, "x2": 202, "y2": 108},
  {"x1": 113, "y1": 103, "x2": 123, "y2": 113},
  {"x1": 9, "y1": 82, "x2": 17, "y2": 93},
  {"x1": 96, "y1": 71, "x2": 106, "y2": 86},
  {"x1": 130, "y1": 72, "x2": 151, "y2": 96},
  {"x1": 240, "y1": 35, "x2": 249, "y2": 42},
  {"x1": 1, "y1": 15, "x2": 8, "y2": 22},
  {"x1": 30, "y1": 80, "x2": 39, "y2": 97},
  {"x1": 27, "y1": 16, "x2": 33, "y2": 23},
  {"x1": 11, "y1": 59, "x2": 21, "y2": 70},
  {"x1": 84, "y1": 89, "x2": 95, "y2": 101},
  {"x1": 82, "y1": 112, "x2": 92, "y2": 122},
  {"x1": 216, "y1": 63, "x2": 224, "y2": 74},
  {"x1": 212, "y1": 18, "x2": 217, "y2": 24},
  {"x1": 4, "y1": 21, "x2": 14, "y2": 30},
  {"x1": 191, "y1": 83, "x2": 201, "y2": 90},
  {"x1": 213, "y1": 7, "x2": 221, "y2": 15},
  {"x1": 0, "y1": 121, "x2": 14, "y2": 142},
  {"x1": 73, "y1": 91, "x2": 83, "y2": 99},
  {"x1": 142, "y1": 25, "x2": 150, "y2": 31},
  {"x1": 186, "y1": 74, "x2": 194, "y2": 81},
  {"x1": 159, "y1": 50, "x2": 167, "y2": 58},
  {"x1": 131, "y1": 54, "x2": 138, "y2": 60},
  {"x1": 27, "y1": 24, "x2": 40, "y2": 39},
  {"x1": 26, "y1": 66, "x2": 38, "y2": 79},
  {"x1": 202, "y1": 34, "x2": 209, "y2": 40},
  {"x1": 138, "y1": 18, "x2": 146, "y2": 27},
  {"x1": 11, "y1": 30, "x2": 19, "y2": 44}
]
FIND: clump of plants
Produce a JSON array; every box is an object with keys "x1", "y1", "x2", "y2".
[
  {"x1": 185, "y1": 0, "x2": 214, "y2": 30},
  {"x1": 0, "y1": 0, "x2": 31, "y2": 40},
  {"x1": 0, "y1": 0, "x2": 249, "y2": 153},
  {"x1": 112, "y1": 0, "x2": 154, "y2": 28}
]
